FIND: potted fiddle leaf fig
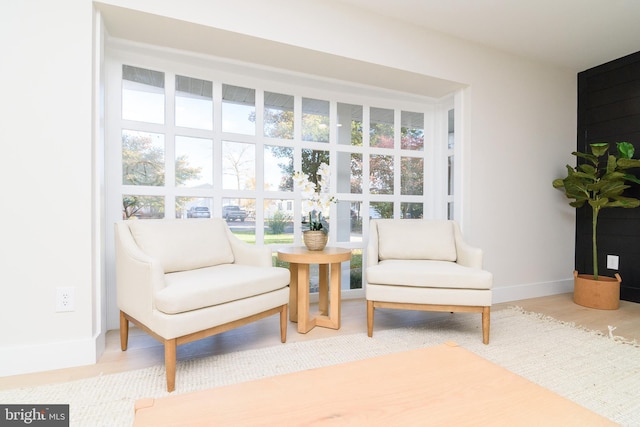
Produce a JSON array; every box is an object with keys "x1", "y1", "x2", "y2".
[{"x1": 552, "y1": 141, "x2": 640, "y2": 309}]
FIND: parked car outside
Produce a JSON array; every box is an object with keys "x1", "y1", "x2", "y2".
[
  {"x1": 187, "y1": 206, "x2": 211, "y2": 218},
  {"x1": 222, "y1": 205, "x2": 247, "y2": 222}
]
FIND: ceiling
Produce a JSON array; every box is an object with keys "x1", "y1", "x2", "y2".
[{"x1": 334, "y1": 0, "x2": 640, "y2": 71}]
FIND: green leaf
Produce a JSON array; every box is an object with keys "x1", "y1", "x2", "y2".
[
  {"x1": 573, "y1": 151, "x2": 597, "y2": 164},
  {"x1": 606, "y1": 155, "x2": 617, "y2": 173},
  {"x1": 606, "y1": 197, "x2": 640, "y2": 209},
  {"x1": 617, "y1": 142, "x2": 634, "y2": 159},
  {"x1": 623, "y1": 173, "x2": 640, "y2": 185},
  {"x1": 589, "y1": 198, "x2": 609, "y2": 209},
  {"x1": 589, "y1": 142, "x2": 609, "y2": 157},
  {"x1": 617, "y1": 158, "x2": 640, "y2": 169},
  {"x1": 578, "y1": 164, "x2": 595, "y2": 174}
]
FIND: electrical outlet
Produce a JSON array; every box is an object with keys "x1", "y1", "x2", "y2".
[
  {"x1": 56, "y1": 287, "x2": 75, "y2": 312},
  {"x1": 607, "y1": 255, "x2": 619, "y2": 270}
]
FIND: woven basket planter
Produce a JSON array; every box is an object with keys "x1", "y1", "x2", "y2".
[
  {"x1": 303, "y1": 230, "x2": 328, "y2": 251},
  {"x1": 573, "y1": 270, "x2": 621, "y2": 310}
]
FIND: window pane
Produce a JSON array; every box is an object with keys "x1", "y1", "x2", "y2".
[
  {"x1": 302, "y1": 149, "x2": 330, "y2": 177},
  {"x1": 175, "y1": 136, "x2": 213, "y2": 188},
  {"x1": 370, "y1": 202, "x2": 392, "y2": 219},
  {"x1": 369, "y1": 154, "x2": 393, "y2": 194},
  {"x1": 302, "y1": 98, "x2": 329, "y2": 143},
  {"x1": 370, "y1": 107, "x2": 394, "y2": 148},
  {"x1": 336, "y1": 200, "x2": 362, "y2": 243},
  {"x1": 122, "y1": 130, "x2": 165, "y2": 186},
  {"x1": 448, "y1": 156, "x2": 454, "y2": 196},
  {"x1": 401, "y1": 202, "x2": 423, "y2": 219},
  {"x1": 122, "y1": 195, "x2": 164, "y2": 219},
  {"x1": 337, "y1": 152, "x2": 362, "y2": 194},
  {"x1": 265, "y1": 145, "x2": 293, "y2": 191},
  {"x1": 175, "y1": 75, "x2": 213, "y2": 130},
  {"x1": 337, "y1": 103, "x2": 363, "y2": 146},
  {"x1": 348, "y1": 249, "x2": 363, "y2": 290},
  {"x1": 264, "y1": 92, "x2": 294, "y2": 139},
  {"x1": 401, "y1": 111, "x2": 424, "y2": 150},
  {"x1": 222, "y1": 84, "x2": 255, "y2": 135},
  {"x1": 222, "y1": 141, "x2": 255, "y2": 190},
  {"x1": 222, "y1": 198, "x2": 255, "y2": 240},
  {"x1": 264, "y1": 199, "x2": 294, "y2": 244},
  {"x1": 122, "y1": 65, "x2": 164, "y2": 124},
  {"x1": 177, "y1": 197, "x2": 212, "y2": 219},
  {"x1": 448, "y1": 108, "x2": 455, "y2": 149},
  {"x1": 401, "y1": 157, "x2": 423, "y2": 195}
]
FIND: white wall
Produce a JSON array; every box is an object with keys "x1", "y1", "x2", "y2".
[
  {"x1": 0, "y1": 0, "x2": 99, "y2": 375},
  {"x1": 0, "y1": 0, "x2": 577, "y2": 376}
]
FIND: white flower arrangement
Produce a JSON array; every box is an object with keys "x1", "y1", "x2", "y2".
[{"x1": 293, "y1": 162, "x2": 336, "y2": 234}]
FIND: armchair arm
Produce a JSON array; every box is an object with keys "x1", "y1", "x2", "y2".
[
  {"x1": 367, "y1": 220, "x2": 380, "y2": 267},
  {"x1": 225, "y1": 226, "x2": 273, "y2": 267},
  {"x1": 114, "y1": 222, "x2": 165, "y2": 323},
  {"x1": 452, "y1": 222, "x2": 483, "y2": 269}
]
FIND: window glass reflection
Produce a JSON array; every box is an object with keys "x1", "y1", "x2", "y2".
[
  {"x1": 122, "y1": 130, "x2": 165, "y2": 186},
  {"x1": 222, "y1": 141, "x2": 255, "y2": 190},
  {"x1": 400, "y1": 111, "x2": 424, "y2": 150},
  {"x1": 265, "y1": 145, "x2": 293, "y2": 191},
  {"x1": 370, "y1": 202, "x2": 392, "y2": 219},
  {"x1": 222, "y1": 84, "x2": 256, "y2": 135},
  {"x1": 175, "y1": 136, "x2": 213, "y2": 188},
  {"x1": 401, "y1": 157, "x2": 423, "y2": 195},
  {"x1": 370, "y1": 107, "x2": 394, "y2": 148},
  {"x1": 264, "y1": 199, "x2": 294, "y2": 244},
  {"x1": 122, "y1": 65, "x2": 165, "y2": 124},
  {"x1": 264, "y1": 92, "x2": 294, "y2": 139},
  {"x1": 336, "y1": 200, "x2": 363, "y2": 243},
  {"x1": 369, "y1": 154, "x2": 394, "y2": 194},
  {"x1": 122, "y1": 195, "x2": 164, "y2": 220},
  {"x1": 222, "y1": 198, "x2": 255, "y2": 240},
  {"x1": 175, "y1": 75, "x2": 213, "y2": 130},
  {"x1": 337, "y1": 103, "x2": 363, "y2": 146},
  {"x1": 302, "y1": 98, "x2": 329, "y2": 143},
  {"x1": 177, "y1": 197, "x2": 212, "y2": 219},
  {"x1": 302, "y1": 149, "x2": 330, "y2": 178},
  {"x1": 401, "y1": 202, "x2": 423, "y2": 219}
]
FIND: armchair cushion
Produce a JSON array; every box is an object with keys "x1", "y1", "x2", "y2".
[
  {"x1": 377, "y1": 220, "x2": 457, "y2": 262},
  {"x1": 156, "y1": 264, "x2": 290, "y2": 315},
  {"x1": 367, "y1": 260, "x2": 492, "y2": 290},
  {"x1": 128, "y1": 219, "x2": 234, "y2": 273}
]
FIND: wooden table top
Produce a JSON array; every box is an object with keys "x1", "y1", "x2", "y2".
[{"x1": 277, "y1": 246, "x2": 352, "y2": 264}]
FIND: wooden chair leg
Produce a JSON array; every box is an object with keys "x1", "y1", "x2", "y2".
[
  {"x1": 280, "y1": 304, "x2": 287, "y2": 343},
  {"x1": 164, "y1": 339, "x2": 177, "y2": 392},
  {"x1": 119, "y1": 311, "x2": 129, "y2": 351},
  {"x1": 482, "y1": 306, "x2": 490, "y2": 345},
  {"x1": 367, "y1": 300, "x2": 374, "y2": 337}
]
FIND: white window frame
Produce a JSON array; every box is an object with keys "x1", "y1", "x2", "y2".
[{"x1": 104, "y1": 40, "x2": 460, "y2": 329}]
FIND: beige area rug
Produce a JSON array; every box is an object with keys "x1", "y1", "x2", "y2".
[{"x1": 1, "y1": 307, "x2": 639, "y2": 426}]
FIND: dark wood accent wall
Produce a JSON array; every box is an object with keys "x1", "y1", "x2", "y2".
[{"x1": 577, "y1": 51, "x2": 640, "y2": 303}]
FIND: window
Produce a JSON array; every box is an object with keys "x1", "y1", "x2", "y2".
[{"x1": 107, "y1": 49, "x2": 458, "y2": 322}]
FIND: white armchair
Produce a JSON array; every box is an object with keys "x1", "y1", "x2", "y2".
[
  {"x1": 366, "y1": 219, "x2": 493, "y2": 344},
  {"x1": 115, "y1": 218, "x2": 290, "y2": 391}
]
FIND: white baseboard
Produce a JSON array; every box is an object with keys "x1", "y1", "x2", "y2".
[
  {"x1": 0, "y1": 333, "x2": 104, "y2": 377},
  {"x1": 492, "y1": 279, "x2": 574, "y2": 304}
]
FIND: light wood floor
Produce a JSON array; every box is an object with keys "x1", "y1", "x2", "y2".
[{"x1": 1, "y1": 293, "x2": 639, "y2": 390}]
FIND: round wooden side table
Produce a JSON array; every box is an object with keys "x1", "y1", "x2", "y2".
[{"x1": 277, "y1": 247, "x2": 352, "y2": 333}]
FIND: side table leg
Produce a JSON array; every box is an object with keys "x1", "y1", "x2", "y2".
[
  {"x1": 289, "y1": 263, "x2": 298, "y2": 322},
  {"x1": 329, "y1": 261, "x2": 342, "y2": 329},
  {"x1": 319, "y1": 264, "x2": 329, "y2": 315},
  {"x1": 297, "y1": 264, "x2": 315, "y2": 333}
]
